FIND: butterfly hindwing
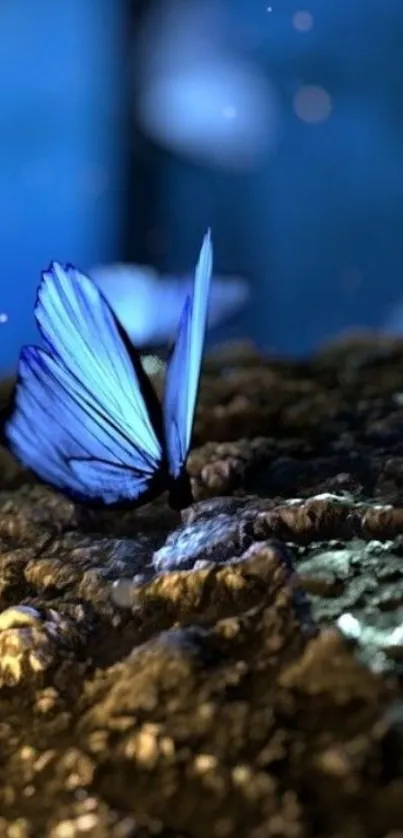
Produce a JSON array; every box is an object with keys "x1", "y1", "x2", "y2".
[
  {"x1": 6, "y1": 264, "x2": 165, "y2": 505},
  {"x1": 163, "y1": 231, "x2": 213, "y2": 478}
]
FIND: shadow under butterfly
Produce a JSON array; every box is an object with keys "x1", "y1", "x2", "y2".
[{"x1": 3, "y1": 232, "x2": 213, "y2": 511}]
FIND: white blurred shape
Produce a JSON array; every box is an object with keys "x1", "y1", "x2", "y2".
[
  {"x1": 337, "y1": 612, "x2": 361, "y2": 640},
  {"x1": 136, "y1": 0, "x2": 279, "y2": 170},
  {"x1": 141, "y1": 354, "x2": 166, "y2": 376},
  {"x1": 91, "y1": 263, "x2": 249, "y2": 346},
  {"x1": 293, "y1": 85, "x2": 333, "y2": 123},
  {"x1": 0, "y1": 313, "x2": 8, "y2": 323}
]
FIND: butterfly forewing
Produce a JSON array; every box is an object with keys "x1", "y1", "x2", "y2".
[
  {"x1": 163, "y1": 231, "x2": 213, "y2": 478},
  {"x1": 37, "y1": 264, "x2": 162, "y2": 462}
]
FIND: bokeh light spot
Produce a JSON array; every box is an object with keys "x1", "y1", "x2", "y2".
[
  {"x1": 293, "y1": 85, "x2": 333, "y2": 123},
  {"x1": 292, "y1": 10, "x2": 314, "y2": 32},
  {"x1": 0, "y1": 313, "x2": 8, "y2": 324},
  {"x1": 222, "y1": 105, "x2": 237, "y2": 119}
]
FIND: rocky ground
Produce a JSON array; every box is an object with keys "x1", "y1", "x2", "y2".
[{"x1": 1, "y1": 337, "x2": 403, "y2": 837}]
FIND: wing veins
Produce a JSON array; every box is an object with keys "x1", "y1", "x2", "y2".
[{"x1": 45, "y1": 356, "x2": 157, "y2": 470}]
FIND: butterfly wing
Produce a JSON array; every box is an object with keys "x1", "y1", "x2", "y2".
[
  {"x1": 163, "y1": 231, "x2": 213, "y2": 478},
  {"x1": 5, "y1": 263, "x2": 165, "y2": 505}
]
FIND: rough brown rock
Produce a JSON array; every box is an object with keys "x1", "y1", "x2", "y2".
[{"x1": 2, "y1": 338, "x2": 403, "y2": 836}]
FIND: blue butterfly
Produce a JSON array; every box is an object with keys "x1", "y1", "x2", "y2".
[{"x1": 3, "y1": 231, "x2": 213, "y2": 510}]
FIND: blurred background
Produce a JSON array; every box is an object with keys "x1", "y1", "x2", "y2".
[{"x1": 1, "y1": 0, "x2": 403, "y2": 376}]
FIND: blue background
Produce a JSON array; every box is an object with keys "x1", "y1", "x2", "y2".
[
  {"x1": 2, "y1": 0, "x2": 403, "y2": 374},
  {"x1": 0, "y1": 0, "x2": 124, "y2": 373}
]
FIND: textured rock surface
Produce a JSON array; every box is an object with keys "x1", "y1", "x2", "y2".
[{"x1": 2, "y1": 339, "x2": 403, "y2": 836}]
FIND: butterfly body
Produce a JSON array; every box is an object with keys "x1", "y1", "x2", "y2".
[
  {"x1": 167, "y1": 467, "x2": 193, "y2": 511},
  {"x1": 3, "y1": 233, "x2": 212, "y2": 511}
]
